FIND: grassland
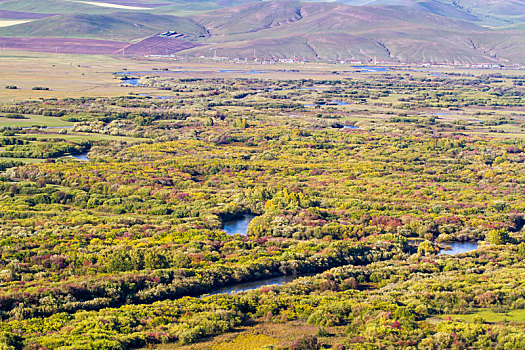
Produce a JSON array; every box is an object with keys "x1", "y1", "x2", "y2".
[
  {"x1": 0, "y1": 0, "x2": 247, "y2": 16},
  {"x1": 0, "y1": 114, "x2": 74, "y2": 128},
  {"x1": 441, "y1": 309, "x2": 525, "y2": 324}
]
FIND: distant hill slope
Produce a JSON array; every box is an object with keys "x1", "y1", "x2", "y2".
[
  {"x1": 0, "y1": 0, "x2": 523, "y2": 64},
  {"x1": 0, "y1": 12, "x2": 208, "y2": 41},
  {"x1": 0, "y1": 0, "x2": 264, "y2": 16},
  {"x1": 338, "y1": 0, "x2": 525, "y2": 26},
  {"x1": 193, "y1": 1, "x2": 482, "y2": 36},
  {"x1": 116, "y1": 35, "x2": 203, "y2": 55},
  {"x1": 186, "y1": 1, "x2": 525, "y2": 64},
  {"x1": 0, "y1": 10, "x2": 56, "y2": 19},
  {"x1": 0, "y1": 36, "x2": 127, "y2": 54}
]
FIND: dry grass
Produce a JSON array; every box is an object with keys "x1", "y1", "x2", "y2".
[{"x1": 151, "y1": 320, "x2": 347, "y2": 350}]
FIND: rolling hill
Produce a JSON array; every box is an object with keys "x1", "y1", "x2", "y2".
[
  {"x1": 116, "y1": 35, "x2": 203, "y2": 55},
  {"x1": 0, "y1": 12, "x2": 207, "y2": 41},
  {"x1": 0, "y1": 0, "x2": 523, "y2": 64},
  {"x1": 0, "y1": 0, "x2": 264, "y2": 16},
  {"x1": 185, "y1": 1, "x2": 525, "y2": 64},
  {"x1": 338, "y1": 0, "x2": 525, "y2": 26}
]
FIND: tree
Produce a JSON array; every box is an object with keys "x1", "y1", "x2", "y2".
[
  {"x1": 0, "y1": 332, "x2": 23, "y2": 350},
  {"x1": 418, "y1": 240, "x2": 439, "y2": 255},
  {"x1": 486, "y1": 229, "x2": 511, "y2": 245}
]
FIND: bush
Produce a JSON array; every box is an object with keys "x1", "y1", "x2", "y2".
[
  {"x1": 291, "y1": 335, "x2": 320, "y2": 350},
  {"x1": 3, "y1": 114, "x2": 27, "y2": 119},
  {"x1": 486, "y1": 229, "x2": 511, "y2": 245},
  {"x1": 317, "y1": 327, "x2": 330, "y2": 337},
  {"x1": 0, "y1": 332, "x2": 23, "y2": 350}
]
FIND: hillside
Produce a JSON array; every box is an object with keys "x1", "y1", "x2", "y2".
[
  {"x1": 0, "y1": 0, "x2": 523, "y2": 64},
  {"x1": 186, "y1": 1, "x2": 525, "y2": 64},
  {"x1": 0, "y1": 11, "x2": 208, "y2": 41},
  {"x1": 339, "y1": 0, "x2": 525, "y2": 26},
  {"x1": 116, "y1": 35, "x2": 203, "y2": 55},
  {"x1": 0, "y1": 0, "x2": 263, "y2": 16}
]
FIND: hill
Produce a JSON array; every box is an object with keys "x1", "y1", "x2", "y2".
[
  {"x1": 0, "y1": 0, "x2": 264, "y2": 16},
  {"x1": 186, "y1": 1, "x2": 525, "y2": 64},
  {"x1": 338, "y1": 0, "x2": 525, "y2": 27},
  {"x1": 0, "y1": 0, "x2": 523, "y2": 64},
  {"x1": 0, "y1": 11, "x2": 208, "y2": 41},
  {"x1": 116, "y1": 35, "x2": 203, "y2": 55},
  {"x1": 0, "y1": 36, "x2": 127, "y2": 54}
]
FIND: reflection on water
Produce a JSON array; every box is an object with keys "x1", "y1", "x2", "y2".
[
  {"x1": 222, "y1": 215, "x2": 256, "y2": 235},
  {"x1": 202, "y1": 275, "x2": 302, "y2": 297},
  {"x1": 219, "y1": 70, "x2": 265, "y2": 74},
  {"x1": 121, "y1": 78, "x2": 142, "y2": 86},
  {"x1": 138, "y1": 94, "x2": 177, "y2": 99},
  {"x1": 353, "y1": 65, "x2": 388, "y2": 72},
  {"x1": 304, "y1": 100, "x2": 348, "y2": 107},
  {"x1": 442, "y1": 241, "x2": 478, "y2": 255},
  {"x1": 73, "y1": 152, "x2": 89, "y2": 161}
]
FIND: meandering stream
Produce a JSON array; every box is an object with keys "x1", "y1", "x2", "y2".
[
  {"x1": 201, "y1": 274, "x2": 306, "y2": 297},
  {"x1": 215, "y1": 219, "x2": 479, "y2": 297}
]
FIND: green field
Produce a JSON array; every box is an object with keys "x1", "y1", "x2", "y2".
[
  {"x1": 0, "y1": 114, "x2": 75, "y2": 128},
  {"x1": 441, "y1": 309, "x2": 525, "y2": 324}
]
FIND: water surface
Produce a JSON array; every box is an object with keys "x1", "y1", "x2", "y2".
[
  {"x1": 202, "y1": 274, "x2": 302, "y2": 297},
  {"x1": 304, "y1": 100, "x2": 348, "y2": 107},
  {"x1": 139, "y1": 94, "x2": 177, "y2": 99},
  {"x1": 121, "y1": 78, "x2": 142, "y2": 86},
  {"x1": 222, "y1": 215, "x2": 256, "y2": 235},
  {"x1": 353, "y1": 65, "x2": 388, "y2": 72},
  {"x1": 441, "y1": 241, "x2": 478, "y2": 255},
  {"x1": 73, "y1": 152, "x2": 89, "y2": 161}
]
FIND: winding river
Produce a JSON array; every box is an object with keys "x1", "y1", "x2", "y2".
[
  {"x1": 214, "y1": 218, "x2": 479, "y2": 297},
  {"x1": 201, "y1": 274, "x2": 305, "y2": 298}
]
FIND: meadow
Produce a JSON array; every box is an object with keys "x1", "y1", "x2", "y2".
[{"x1": 0, "y1": 54, "x2": 523, "y2": 349}]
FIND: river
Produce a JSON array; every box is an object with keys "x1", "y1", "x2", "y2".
[{"x1": 201, "y1": 274, "x2": 306, "y2": 298}]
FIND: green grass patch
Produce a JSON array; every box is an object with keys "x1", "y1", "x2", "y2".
[
  {"x1": 441, "y1": 309, "x2": 525, "y2": 324},
  {"x1": 0, "y1": 156, "x2": 45, "y2": 163},
  {"x1": 0, "y1": 114, "x2": 74, "y2": 128}
]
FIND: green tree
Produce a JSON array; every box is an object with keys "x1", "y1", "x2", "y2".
[
  {"x1": 418, "y1": 240, "x2": 439, "y2": 255},
  {"x1": 486, "y1": 229, "x2": 511, "y2": 245}
]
